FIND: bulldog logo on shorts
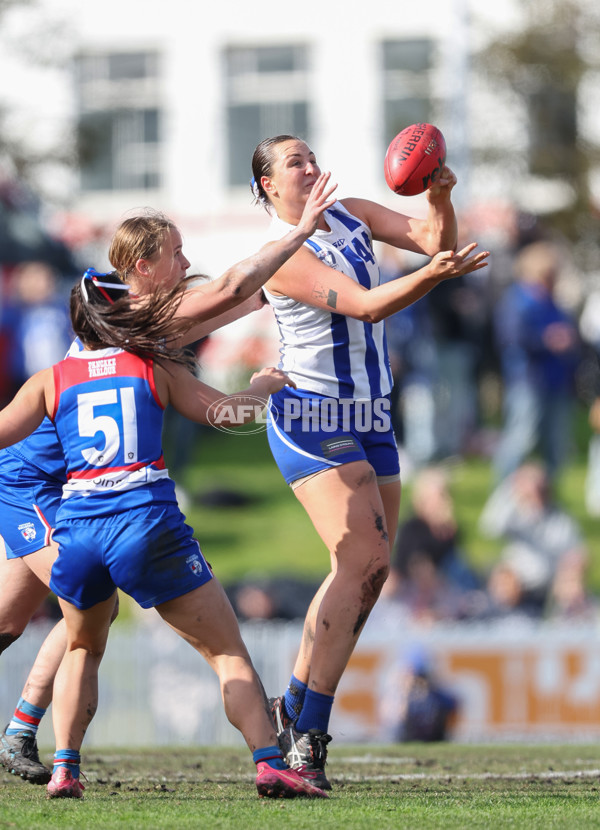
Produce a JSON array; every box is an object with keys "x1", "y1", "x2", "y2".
[
  {"x1": 19, "y1": 523, "x2": 37, "y2": 542},
  {"x1": 186, "y1": 554, "x2": 204, "y2": 577}
]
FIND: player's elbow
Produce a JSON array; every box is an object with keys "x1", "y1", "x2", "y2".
[
  {"x1": 217, "y1": 265, "x2": 254, "y2": 301},
  {"x1": 426, "y1": 232, "x2": 457, "y2": 257},
  {"x1": 360, "y1": 305, "x2": 385, "y2": 324},
  {"x1": 343, "y1": 296, "x2": 382, "y2": 324}
]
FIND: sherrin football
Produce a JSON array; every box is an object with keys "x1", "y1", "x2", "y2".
[{"x1": 384, "y1": 123, "x2": 446, "y2": 196}]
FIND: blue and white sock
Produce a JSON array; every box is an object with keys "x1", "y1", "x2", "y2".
[
  {"x1": 53, "y1": 749, "x2": 81, "y2": 778},
  {"x1": 6, "y1": 697, "x2": 46, "y2": 736}
]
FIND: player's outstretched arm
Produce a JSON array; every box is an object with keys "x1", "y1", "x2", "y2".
[
  {"x1": 360, "y1": 242, "x2": 489, "y2": 321},
  {"x1": 175, "y1": 172, "x2": 337, "y2": 343},
  {"x1": 264, "y1": 234, "x2": 489, "y2": 324},
  {"x1": 343, "y1": 167, "x2": 458, "y2": 259},
  {"x1": 156, "y1": 362, "x2": 295, "y2": 427},
  {"x1": 0, "y1": 369, "x2": 51, "y2": 450}
]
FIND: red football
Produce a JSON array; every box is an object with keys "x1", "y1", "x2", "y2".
[{"x1": 384, "y1": 123, "x2": 446, "y2": 196}]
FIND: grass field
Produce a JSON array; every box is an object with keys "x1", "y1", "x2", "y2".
[{"x1": 3, "y1": 743, "x2": 600, "y2": 829}]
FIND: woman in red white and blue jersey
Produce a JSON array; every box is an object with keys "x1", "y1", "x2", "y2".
[
  {"x1": 251, "y1": 135, "x2": 490, "y2": 789},
  {"x1": 0, "y1": 183, "x2": 336, "y2": 791},
  {"x1": 0, "y1": 265, "x2": 331, "y2": 800}
]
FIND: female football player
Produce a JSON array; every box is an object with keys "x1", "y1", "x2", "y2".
[
  {"x1": 0, "y1": 266, "x2": 333, "y2": 800},
  {"x1": 0, "y1": 174, "x2": 336, "y2": 788},
  {"x1": 251, "y1": 134, "x2": 489, "y2": 788}
]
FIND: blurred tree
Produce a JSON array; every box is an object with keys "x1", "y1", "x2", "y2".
[
  {"x1": 0, "y1": 0, "x2": 74, "y2": 200},
  {"x1": 473, "y1": 0, "x2": 600, "y2": 271},
  {"x1": 0, "y1": 0, "x2": 78, "y2": 270}
]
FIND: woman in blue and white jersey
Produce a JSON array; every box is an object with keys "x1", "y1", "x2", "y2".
[
  {"x1": 0, "y1": 183, "x2": 336, "y2": 786},
  {"x1": 251, "y1": 135, "x2": 489, "y2": 788}
]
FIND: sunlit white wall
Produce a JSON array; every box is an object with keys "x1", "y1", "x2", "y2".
[{"x1": 2, "y1": 0, "x2": 526, "y2": 276}]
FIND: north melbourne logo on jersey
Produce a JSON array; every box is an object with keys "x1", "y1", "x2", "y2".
[
  {"x1": 317, "y1": 249, "x2": 338, "y2": 268},
  {"x1": 88, "y1": 358, "x2": 117, "y2": 378},
  {"x1": 19, "y1": 522, "x2": 37, "y2": 542}
]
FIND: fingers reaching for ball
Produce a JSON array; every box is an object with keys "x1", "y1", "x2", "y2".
[
  {"x1": 431, "y1": 243, "x2": 490, "y2": 281},
  {"x1": 458, "y1": 242, "x2": 490, "y2": 269}
]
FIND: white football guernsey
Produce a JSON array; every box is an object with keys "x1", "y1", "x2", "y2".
[{"x1": 262, "y1": 201, "x2": 393, "y2": 400}]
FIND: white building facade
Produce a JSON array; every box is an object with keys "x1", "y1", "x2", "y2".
[{"x1": 2, "y1": 0, "x2": 537, "y2": 277}]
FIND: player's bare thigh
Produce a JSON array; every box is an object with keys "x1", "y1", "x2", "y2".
[
  {"x1": 20, "y1": 538, "x2": 59, "y2": 587},
  {"x1": 292, "y1": 460, "x2": 396, "y2": 566},
  {"x1": 0, "y1": 537, "x2": 53, "y2": 635},
  {"x1": 155, "y1": 577, "x2": 251, "y2": 667}
]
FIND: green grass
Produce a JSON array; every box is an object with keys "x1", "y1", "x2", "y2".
[{"x1": 3, "y1": 744, "x2": 600, "y2": 829}]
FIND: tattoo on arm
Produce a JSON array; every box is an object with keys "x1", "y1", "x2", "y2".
[
  {"x1": 311, "y1": 283, "x2": 338, "y2": 309},
  {"x1": 326, "y1": 289, "x2": 338, "y2": 309}
]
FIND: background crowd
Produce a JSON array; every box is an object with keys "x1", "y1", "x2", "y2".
[
  {"x1": 184, "y1": 207, "x2": 600, "y2": 630},
  {"x1": 2, "y1": 196, "x2": 600, "y2": 747},
  {"x1": 2, "y1": 204, "x2": 599, "y2": 619}
]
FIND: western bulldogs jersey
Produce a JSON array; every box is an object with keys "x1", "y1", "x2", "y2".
[
  {"x1": 52, "y1": 346, "x2": 173, "y2": 517},
  {"x1": 263, "y1": 201, "x2": 393, "y2": 400},
  {"x1": 0, "y1": 338, "x2": 85, "y2": 484},
  {"x1": 0, "y1": 417, "x2": 67, "y2": 484}
]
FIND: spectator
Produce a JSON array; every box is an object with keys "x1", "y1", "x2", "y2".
[
  {"x1": 391, "y1": 466, "x2": 481, "y2": 594},
  {"x1": 544, "y1": 550, "x2": 598, "y2": 623},
  {"x1": 427, "y1": 267, "x2": 489, "y2": 461},
  {"x1": 227, "y1": 576, "x2": 321, "y2": 622},
  {"x1": 386, "y1": 548, "x2": 469, "y2": 625},
  {"x1": 472, "y1": 559, "x2": 544, "y2": 622},
  {"x1": 478, "y1": 461, "x2": 588, "y2": 612},
  {"x1": 378, "y1": 244, "x2": 439, "y2": 468},
  {"x1": 379, "y1": 644, "x2": 460, "y2": 742},
  {"x1": 1, "y1": 260, "x2": 72, "y2": 394},
  {"x1": 577, "y1": 288, "x2": 600, "y2": 516},
  {"x1": 490, "y1": 241, "x2": 581, "y2": 484}
]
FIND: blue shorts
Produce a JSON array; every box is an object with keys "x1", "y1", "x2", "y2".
[
  {"x1": 267, "y1": 388, "x2": 400, "y2": 486},
  {"x1": 0, "y1": 452, "x2": 63, "y2": 558},
  {"x1": 50, "y1": 502, "x2": 213, "y2": 610}
]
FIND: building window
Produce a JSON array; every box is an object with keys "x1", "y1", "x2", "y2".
[
  {"x1": 75, "y1": 51, "x2": 161, "y2": 191},
  {"x1": 381, "y1": 39, "x2": 435, "y2": 149},
  {"x1": 224, "y1": 45, "x2": 310, "y2": 187}
]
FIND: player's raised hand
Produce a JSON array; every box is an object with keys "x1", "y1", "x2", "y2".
[
  {"x1": 427, "y1": 165, "x2": 457, "y2": 200},
  {"x1": 430, "y1": 242, "x2": 490, "y2": 281},
  {"x1": 296, "y1": 172, "x2": 338, "y2": 237}
]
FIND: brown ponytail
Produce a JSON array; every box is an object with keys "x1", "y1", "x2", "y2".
[{"x1": 70, "y1": 271, "x2": 198, "y2": 369}]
